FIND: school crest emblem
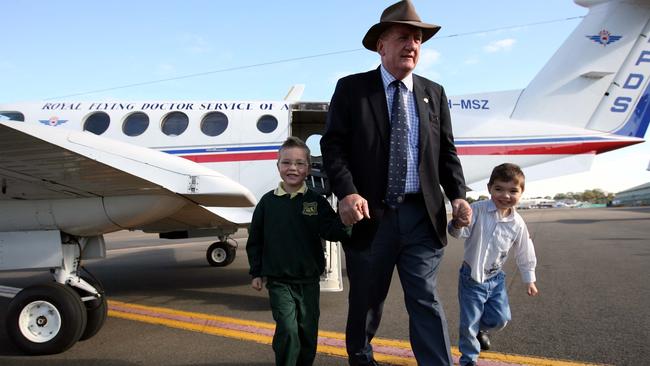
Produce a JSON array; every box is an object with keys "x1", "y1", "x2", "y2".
[{"x1": 302, "y1": 202, "x2": 317, "y2": 216}]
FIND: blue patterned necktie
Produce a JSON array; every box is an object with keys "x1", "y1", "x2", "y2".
[{"x1": 385, "y1": 80, "x2": 408, "y2": 208}]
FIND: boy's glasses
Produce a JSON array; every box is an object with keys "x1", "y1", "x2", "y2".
[{"x1": 279, "y1": 160, "x2": 308, "y2": 169}]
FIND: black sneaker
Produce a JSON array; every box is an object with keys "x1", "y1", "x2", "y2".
[{"x1": 477, "y1": 330, "x2": 491, "y2": 350}]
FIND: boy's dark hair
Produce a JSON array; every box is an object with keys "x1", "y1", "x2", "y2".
[
  {"x1": 278, "y1": 136, "x2": 311, "y2": 164},
  {"x1": 488, "y1": 163, "x2": 525, "y2": 190}
]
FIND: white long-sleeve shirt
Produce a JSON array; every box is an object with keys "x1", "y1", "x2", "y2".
[{"x1": 448, "y1": 199, "x2": 537, "y2": 284}]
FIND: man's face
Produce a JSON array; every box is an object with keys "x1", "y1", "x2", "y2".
[{"x1": 377, "y1": 24, "x2": 422, "y2": 79}]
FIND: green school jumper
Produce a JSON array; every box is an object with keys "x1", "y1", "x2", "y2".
[{"x1": 247, "y1": 183, "x2": 349, "y2": 366}]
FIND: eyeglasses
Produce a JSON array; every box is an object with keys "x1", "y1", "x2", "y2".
[{"x1": 279, "y1": 160, "x2": 309, "y2": 169}]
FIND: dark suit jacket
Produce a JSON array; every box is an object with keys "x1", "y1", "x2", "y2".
[{"x1": 320, "y1": 67, "x2": 467, "y2": 249}]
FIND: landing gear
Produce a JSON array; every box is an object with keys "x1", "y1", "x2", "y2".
[
  {"x1": 72, "y1": 275, "x2": 108, "y2": 341},
  {"x1": 206, "y1": 239, "x2": 237, "y2": 267},
  {"x1": 6, "y1": 283, "x2": 87, "y2": 355},
  {"x1": 3, "y1": 233, "x2": 109, "y2": 355}
]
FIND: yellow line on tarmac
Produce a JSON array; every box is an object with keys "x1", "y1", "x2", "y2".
[
  {"x1": 108, "y1": 300, "x2": 274, "y2": 346},
  {"x1": 107, "y1": 300, "x2": 607, "y2": 366},
  {"x1": 476, "y1": 351, "x2": 607, "y2": 366}
]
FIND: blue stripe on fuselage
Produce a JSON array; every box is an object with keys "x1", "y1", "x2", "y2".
[
  {"x1": 615, "y1": 81, "x2": 650, "y2": 138},
  {"x1": 454, "y1": 136, "x2": 608, "y2": 145}
]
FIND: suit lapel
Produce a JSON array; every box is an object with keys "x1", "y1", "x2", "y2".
[
  {"x1": 368, "y1": 68, "x2": 390, "y2": 143},
  {"x1": 413, "y1": 76, "x2": 432, "y2": 157}
]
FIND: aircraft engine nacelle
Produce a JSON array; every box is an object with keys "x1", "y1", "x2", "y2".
[{"x1": 0, "y1": 195, "x2": 186, "y2": 236}]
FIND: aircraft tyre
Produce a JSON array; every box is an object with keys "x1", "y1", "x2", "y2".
[
  {"x1": 74, "y1": 276, "x2": 108, "y2": 341},
  {"x1": 206, "y1": 241, "x2": 236, "y2": 267},
  {"x1": 6, "y1": 282, "x2": 87, "y2": 355}
]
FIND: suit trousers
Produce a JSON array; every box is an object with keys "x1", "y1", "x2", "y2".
[{"x1": 343, "y1": 196, "x2": 453, "y2": 365}]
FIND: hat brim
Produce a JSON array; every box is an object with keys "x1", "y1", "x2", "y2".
[{"x1": 362, "y1": 21, "x2": 440, "y2": 51}]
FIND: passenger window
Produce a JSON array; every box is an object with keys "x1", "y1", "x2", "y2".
[
  {"x1": 201, "y1": 112, "x2": 228, "y2": 137},
  {"x1": 84, "y1": 112, "x2": 110, "y2": 135},
  {"x1": 123, "y1": 112, "x2": 149, "y2": 137},
  {"x1": 0, "y1": 111, "x2": 25, "y2": 121},
  {"x1": 257, "y1": 115, "x2": 278, "y2": 133},
  {"x1": 161, "y1": 112, "x2": 189, "y2": 136}
]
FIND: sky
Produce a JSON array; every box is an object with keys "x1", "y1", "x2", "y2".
[{"x1": 1, "y1": 0, "x2": 648, "y2": 199}]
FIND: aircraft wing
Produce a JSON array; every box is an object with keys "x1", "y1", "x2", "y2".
[
  {"x1": 202, "y1": 206, "x2": 254, "y2": 225},
  {"x1": 0, "y1": 120, "x2": 256, "y2": 234},
  {"x1": 464, "y1": 153, "x2": 595, "y2": 191}
]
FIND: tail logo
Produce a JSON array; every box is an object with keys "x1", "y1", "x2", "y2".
[{"x1": 587, "y1": 29, "x2": 622, "y2": 46}]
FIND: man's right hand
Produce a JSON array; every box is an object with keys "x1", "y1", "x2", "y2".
[{"x1": 339, "y1": 194, "x2": 370, "y2": 226}]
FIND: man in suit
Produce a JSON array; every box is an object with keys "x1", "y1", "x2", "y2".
[{"x1": 320, "y1": 1, "x2": 472, "y2": 365}]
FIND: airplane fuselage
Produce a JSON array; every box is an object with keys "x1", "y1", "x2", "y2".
[{"x1": 1, "y1": 91, "x2": 643, "y2": 199}]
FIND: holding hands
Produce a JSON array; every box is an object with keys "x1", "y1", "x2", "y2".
[
  {"x1": 340, "y1": 195, "x2": 473, "y2": 229},
  {"x1": 451, "y1": 199, "x2": 472, "y2": 228},
  {"x1": 339, "y1": 194, "x2": 370, "y2": 226}
]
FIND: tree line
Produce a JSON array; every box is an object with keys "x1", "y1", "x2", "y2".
[{"x1": 467, "y1": 189, "x2": 615, "y2": 204}]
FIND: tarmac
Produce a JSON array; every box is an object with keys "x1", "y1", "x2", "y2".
[{"x1": 0, "y1": 206, "x2": 648, "y2": 365}]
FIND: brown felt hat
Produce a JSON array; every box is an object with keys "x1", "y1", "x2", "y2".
[{"x1": 362, "y1": 0, "x2": 441, "y2": 51}]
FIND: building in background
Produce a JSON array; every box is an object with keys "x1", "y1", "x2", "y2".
[{"x1": 612, "y1": 183, "x2": 650, "y2": 207}]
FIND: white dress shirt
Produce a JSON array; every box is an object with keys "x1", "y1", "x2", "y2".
[{"x1": 448, "y1": 199, "x2": 537, "y2": 284}]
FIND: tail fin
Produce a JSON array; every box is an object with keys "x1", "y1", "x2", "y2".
[
  {"x1": 284, "y1": 84, "x2": 305, "y2": 102},
  {"x1": 511, "y1": 0, "x2": 650, "y2": 138}
]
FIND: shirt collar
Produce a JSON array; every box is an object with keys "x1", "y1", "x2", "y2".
[
  {"x1": 274, "y1": 181, "x2": 307, "y2": 198},
  {"x1": 380, "y1": 64, "x2": 413, "y2": 92},
  {"x1": 487, "y1": 199, "x2": 516, "y2": 222}
]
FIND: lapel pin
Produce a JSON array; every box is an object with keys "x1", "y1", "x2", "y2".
[{"x1": 423, "y1": 97, "x2": 429, "y2": 104}]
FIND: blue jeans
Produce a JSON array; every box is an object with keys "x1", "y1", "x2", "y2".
[{"x1": 458, "y1": 263, "x2": 511, "y2": 365}]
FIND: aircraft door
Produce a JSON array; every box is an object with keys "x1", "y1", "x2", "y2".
[{"x1": 289, "y1": 103, "x2": 343, "y2": 292}]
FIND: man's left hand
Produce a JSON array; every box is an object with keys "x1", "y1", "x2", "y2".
[{"x1": 451, "y1": 199, "x2": 472, "y2": 227}]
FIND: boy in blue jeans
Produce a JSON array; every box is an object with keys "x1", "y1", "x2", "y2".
[
  {"x1": 448, "y1": 163, "x2": 538, "y2": 366},
  {"x1": 247, "y1": 136, "x2": 349, "y2": 366}
]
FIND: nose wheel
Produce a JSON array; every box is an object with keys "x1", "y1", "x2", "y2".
[{"x1": 206, "y1": 241, "x2": 236, "y2": 267}]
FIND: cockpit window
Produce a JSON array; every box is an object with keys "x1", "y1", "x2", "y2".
[
  {"x1": 123, "y1": 112, "x2": 149, "y2": 137},
  {"x1": 257, "y1": 115, "x2": 278, "y2": 133},
  {"x1": 201, "y1": 112, "x2": 228, "y2": 137},
  {"x1": 83, "y1": 112, "x2": 110, "y2": 135},
  {"x1": 0, "y1": 111, "x2": 25, "y2": 121},
  {"x1": 161, "y1": 111, "x2": 189, "y2": 136}
]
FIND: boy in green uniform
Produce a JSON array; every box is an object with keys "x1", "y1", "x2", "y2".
[{"x1": 247, "y1": 136, "x2": 349, "y2": 366}]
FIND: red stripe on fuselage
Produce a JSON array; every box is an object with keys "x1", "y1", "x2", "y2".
[
  {"x1": 456, "y1": 139, "x2": 641, "y2": 155},
  {"x1": 177, "y1": 139, "x2": 641, "y2": 163},
  {"x1": 182, "y1": 151, "x2": 278, "y2": 163}
]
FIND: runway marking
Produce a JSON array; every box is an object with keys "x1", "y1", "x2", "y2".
[{"x1": 108, "y1": 300, "x2": 606, "y2": 366}]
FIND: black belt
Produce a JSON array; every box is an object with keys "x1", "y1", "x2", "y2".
[
  {"x1": 385, "y1": 192, "x2": 423, "y2": 209},
  {"x1": 402, "y1": 192, "x2": 423, "y2": 202}
]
